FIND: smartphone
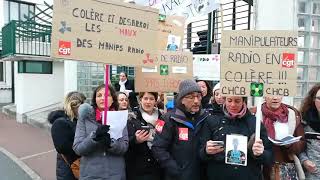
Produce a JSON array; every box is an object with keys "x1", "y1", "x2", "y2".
[
  {"x1": 211, "y1": 141, "x2": 224, "y2": 146},
  {"x1": 140, "y1": 126, "x2": 151, "y2": 132}
]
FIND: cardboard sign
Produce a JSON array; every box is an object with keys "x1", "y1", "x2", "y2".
[
  {"x1": 135, "y1": 51, "x2": 193, "y2": 92},
  {"x1": 193, "y1": 54, "x2": 220, "y2": 80},
  {"x1": 137, "y1": 0, "x2": 220, "y2": 21},
  {"x1": 51, "y1": 0, "x2": 159, "y2": 66},
  {"x1": 158, "y1": 16, "x2": 185, "y2": 51},
  {"x1": 225, "y1": 134, "x2": 248, "y2": 166},
  {"x1": 220, "y1": 30, "x2": 298, "y2": 97}
]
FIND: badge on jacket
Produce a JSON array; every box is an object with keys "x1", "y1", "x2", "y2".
[
  {"x1": 178, "y1": 128, "x2": 189, "y2": 141},
  {"x1": 155, "y1": 120, "x2": 165, "y2": 133}
]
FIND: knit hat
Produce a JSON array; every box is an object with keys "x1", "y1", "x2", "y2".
[
  {"x1": 177, "y1": 79, "x2": 201, "y2": 100},
  {"x1": 213, "y1": 83, "x2": 220, "y2": 93}
]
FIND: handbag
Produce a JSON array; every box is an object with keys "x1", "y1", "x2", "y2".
[{"x1": 61, "y1": 154, "x2": 80, "y2": 179}]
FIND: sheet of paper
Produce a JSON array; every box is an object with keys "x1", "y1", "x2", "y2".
[
  {"x1": 102, "y1": 110, "x2": 128, "y2": 140},
  {"x1": 268, "y1": 135, "x2": 301, "y2": 146},
  {"x1": 225, "y1": 134, "x2": 248, "y2": 166}
]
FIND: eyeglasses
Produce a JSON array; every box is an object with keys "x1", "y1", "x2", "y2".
[{"x1": 184, "y1": 93, "x2": 202, "y2": 100}]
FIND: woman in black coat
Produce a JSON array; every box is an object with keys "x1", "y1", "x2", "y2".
[
  {"x1": 49, "y1": 91, "x2": 86, "y2": 180},
  {"x1": 125, "y1": 92, "x2": 163, "y2": 180},
  {"x1": 200, "y1": 96, "x2": 273, "y2": 180}
]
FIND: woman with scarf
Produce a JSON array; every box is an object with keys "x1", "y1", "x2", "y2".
[
  {"x1": 299, "y1": 83, "x2": 320, "y2": 179},
  {"x1": 197, "y1": 80, "x2": 213, "y2": 109},
  {"x1": 261, "y1": 96, "x2": 305, "y2": 180},
  {"x1": 200, "y1": 96, "x2": 273, "y2": 179},
  {"x1": 207, "y1": 83, "x2": 225, "y2": 116},
  {"x1": 125, "y1": 92, "x2": 162, "y2": 180},
  {"x1": 73, "y1": 84, "x2": 128, "y2": 180}
]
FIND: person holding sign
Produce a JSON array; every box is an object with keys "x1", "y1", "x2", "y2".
[
  {"x1": 199, "y1": 96, "x2": 273, "y2": 179},
  {"x1": 125, "y1": 92, "x2": 163, "y2": 180},
  {"x1": 73, "y1": 84, "x2": 128, "y2": 180},
  {"x1": 299, "y1": 83, "x2": 320, "y2": 179},
  {"x1": 261, "y1": 96, "x2": 305, "y2": 180},
  {"x1": 152, "y1": 79, "x2": 211, "y2": 180}
]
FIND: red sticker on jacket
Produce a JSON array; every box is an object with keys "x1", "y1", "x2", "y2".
[
  {"x1": 155, "y1": 120, "x2": 165, "y2": 133},
  {"x1": 178, "y1": 128, "x2": 189, "y2": 141}
]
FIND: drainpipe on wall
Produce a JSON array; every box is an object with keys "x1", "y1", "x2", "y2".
[{"x1": 11, "y1": 61, "x2": 14, "y2": 103}]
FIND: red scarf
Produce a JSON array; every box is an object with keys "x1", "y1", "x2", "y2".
[
  {"x1": 261, "y1": 103, "x2": 288, "y2": 139},
  {"x1": 95, "y1": 108, "x2": 115, "y2": 124},
  {"x1": 96, "y1": 109, "x2": 102, "y2": 123}
]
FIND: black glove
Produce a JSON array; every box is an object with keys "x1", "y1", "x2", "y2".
[
  {"x1": 105, "y1": 132, "x2": 111, "y2": 148},
  {"x1": 94, "y1": 125, "x2": 110, "y2": 142}
]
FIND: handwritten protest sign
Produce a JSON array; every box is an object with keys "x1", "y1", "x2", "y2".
[
  {"x1": 51, "y1": 0, "x2": 158, "y2": 66},
  {"x1": 220, "y1": 30, "x2": 298, "y2": 97},
  {"x1": 136, "y1": 0, "x2": 220, "y2": 21},
  {"x1": 135, "y1": 51, "x2": 193, "y2": 92},
  {"x1": 193, "y1": 54, "x2": 220, "y2": 80}
]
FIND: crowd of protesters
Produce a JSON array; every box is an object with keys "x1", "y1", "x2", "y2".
[{"x1": 49, "y1": 74, "x2": 320, "y2": 180}]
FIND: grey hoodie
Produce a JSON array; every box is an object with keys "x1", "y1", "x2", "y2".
[{"x1": 73, "y1": 103, "x2": 128, "y2": 180}]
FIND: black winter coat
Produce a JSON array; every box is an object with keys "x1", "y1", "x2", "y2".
[
  {"x1": 125, "y1": 108, "x2": 162, "y2": 180},
  {"x1": 206, "y1": 103, "x2": 224, "y2": 116},
  {"x1": 115, "y1": 80, "x2": 139, "y2": 109},
  {"x1": 199, "y1": 112, "x2": 274, "y2": 180},
  {"x1": 49, "y1": 110, "x2": 80, "y2": 180},
  {"x1": 151, "y1": 108, "x2": 210, "y2": 180}
]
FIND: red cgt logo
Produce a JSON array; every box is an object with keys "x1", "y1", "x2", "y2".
[
  {"x1": 282, "y1": 53, "x2": 295, "y2": 68},
  {"x1": 178, "y1": 128, "x2": 188, "y2": 141},
  {"x1": 58, "y1": 41, "x2": 71, "y2": 55}
]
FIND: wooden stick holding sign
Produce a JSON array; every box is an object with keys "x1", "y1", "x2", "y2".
[
  {"x1": 103, "y1": 64, "x2": 110, "y2": 125},
  {"x1": 255, "y1": 97, "x2": 263, "y2": 140}
]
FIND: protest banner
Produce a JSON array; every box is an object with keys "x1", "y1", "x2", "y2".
[
  {"x1": 135, "y1": 0, "x2": 220, "y2": 21},
  {"x1": 51, "y1": 0, "x2": 159, "y2": 66},
  {"x1": 220, "y1": 30, "x2": 298, "y2": 97},
  {"x1": 193, "y1": 54, "x2": 220, "y2": 80},
  {"x1": 135, "y1": 51, "x2": 193, "y2": 92}
]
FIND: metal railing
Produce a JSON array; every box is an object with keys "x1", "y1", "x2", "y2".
[
  {"x1": 184, "y1": 0, "x2": 252, "y2": 54},
  {"x1": 1, "y1": 20, "x2": 52, "y2": 57}
]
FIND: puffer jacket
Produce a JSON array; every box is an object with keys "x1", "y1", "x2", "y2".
[
  {"x1": 152, "y1": 108, "x2": 210, "y2": 180},
  {"x1": 73, "y1": 103, "x2": 129, "y2": 180},
  {"x1": 199, "y1": 112, "x2": 273, "y2": 180},
  {"x1": 49, "y1": 110, "x2": 79, "y2": 180}
]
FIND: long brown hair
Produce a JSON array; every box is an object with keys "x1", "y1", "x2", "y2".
[
  {"x1": 91, "y1": 84, "x2": 119, "y2": 111},
  {"x1": 300, "y1": 83, "x2": 320, "y2": 116}
]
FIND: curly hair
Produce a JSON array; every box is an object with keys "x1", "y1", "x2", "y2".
[
  {"x1": 300, "y1": 83, "x2": 320, "y2": 116},
  {"x1": 91, "y1": 84, "x2": 119, "y2": 111},
  {"x1": 64, "y1": 91, "x2": 86, "y2": 121}
]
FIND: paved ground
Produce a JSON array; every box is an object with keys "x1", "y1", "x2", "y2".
[
  {"x1": 0, "y1": 112, "x2": 56, "y2": 180},
  {"x1": 0, "y1": 151, "x2": 32, "y2": 180}
]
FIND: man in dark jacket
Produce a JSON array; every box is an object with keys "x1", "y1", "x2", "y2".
[
  {"x1": 152, "y1": 79, "x2": 210, "y2": 180},
  {"x1": 114, "y1": 72, "x2": 139, "y2": 109}
]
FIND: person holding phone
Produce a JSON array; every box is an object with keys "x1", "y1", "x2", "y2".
[
  {"x1": 199, "y1": 96, "x2": 273, "y2": 180},
  {"x1": 299, "y1": 83, "x2": 320, "y2": 179},
  {"x1": 125, "y1": 92, "x2": 163, "y2": 180}
]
